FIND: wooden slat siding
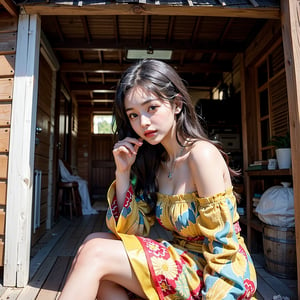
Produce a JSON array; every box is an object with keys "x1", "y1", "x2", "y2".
[
  {"x1": 0, "y1": 103, "x2": 11, "y2": 126},
  {"x1": 0, "y1": 32, "x2": 16, "y2": 55},
  {"x1": 245, "y1": 20, "x2": 281, "y2": 68},
  {"x1": 0, "y1": 155, "x2": 8, "y2": 179},
  {"x1": 0, "y1": 55, "x2": 14, "y2": 76},
  {"x1": 0, "y1": 211, "x2": 5, "y2": 234},
  {"x1": 0, "y1": 182, "x2": 7, "y2": 205},
  {"x1": 4, "y1": 14, "x2": 41, "y2": 287},
  {"x1": 0, "y1": 128, "x2": 9, "y2": 152},
  {"x1": 32, "y1": 54, "x2": 54, "y2": 245},
  {"x1": 0, "y1": 15, "x2": 15, "y2": 270},
  {"x1": 281, "y1": 0, "x2": 300, "y2": 297},
  {"x1": 77, "y1": 107, "x2": 91, "y2": 181},
  {"x1": 0, "y1": 78, "x2": 13, "y2": 100}
]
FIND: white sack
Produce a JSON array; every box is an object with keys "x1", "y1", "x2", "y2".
[{"x1": 255, "y1": 183, "x2": 294, "y2": 227}]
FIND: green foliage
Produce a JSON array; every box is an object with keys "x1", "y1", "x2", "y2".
[{"x1": 269, "y1": 132, "x2": 291, "y2": 149}]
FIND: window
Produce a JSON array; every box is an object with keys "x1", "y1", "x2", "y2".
[
  {"x1": 255, "y1": 40, "x2": 289, "y2": 160},
  {"x1": 93, "y1": 114, "x2": 114, "y2": 134}
]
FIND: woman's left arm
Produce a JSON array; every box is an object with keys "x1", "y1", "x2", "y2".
[{"x1": 189, "y1": 142, "x2": 247, "y2": 298}]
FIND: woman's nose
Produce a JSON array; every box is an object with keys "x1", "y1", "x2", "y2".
[{"x1": 140, "y1": 114, "x2": 150, "y2": 127}]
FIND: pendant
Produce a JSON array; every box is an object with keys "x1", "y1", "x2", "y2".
[{"x1": 168, "y1": 171, "x2": 173, "y2": 179}]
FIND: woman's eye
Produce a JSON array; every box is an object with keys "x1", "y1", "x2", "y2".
[
  {"x1": 149, "y1": 105, "x2": 158, "y2": 112},
  {"x1": 128, "y1": 113, "x2": 137, "y2": 119}
]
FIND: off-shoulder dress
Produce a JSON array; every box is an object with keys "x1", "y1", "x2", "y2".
[{"x1": 106, "y1": 181, "x2": 257, "y2": 300}]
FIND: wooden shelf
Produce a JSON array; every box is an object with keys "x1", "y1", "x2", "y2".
[
  {"x1": 244, "y1": 169, "x2": 292, "y2": 251},
  {"x1": 246, "y1": 169, "x2": 292, "y2": 177},
  {"x1": 250, "y1": 218, "x2": 263, "y2": 232}
]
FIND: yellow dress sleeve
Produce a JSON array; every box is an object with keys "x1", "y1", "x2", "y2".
[
  {"x1": 105, "y1": 181, "x2": 155, "y2": 238},
  {"x1": 197, "y1": 190, "x2": 251, "y2": 298}
]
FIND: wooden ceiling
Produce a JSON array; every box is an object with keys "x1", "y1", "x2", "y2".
[{"x1": 2, "y1": 0, "x2": 281, "y2": 109}]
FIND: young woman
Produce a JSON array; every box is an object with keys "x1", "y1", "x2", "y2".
[{"x1": 59, "y1": 59, "x2": 257, "y2": 300}]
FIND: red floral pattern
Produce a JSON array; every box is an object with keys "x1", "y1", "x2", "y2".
[{"x1": 238, "y1": 279, "x2": 256, "y2": 300}]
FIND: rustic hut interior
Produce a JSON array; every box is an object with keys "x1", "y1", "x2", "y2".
[{"x1": 0, "y1": 0, "x2": 299, "y2": 298}]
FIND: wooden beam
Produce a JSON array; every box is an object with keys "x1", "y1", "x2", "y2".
[
  {"x1": 52, "y1": 38, "x2": 244, "y2": 53},
  {"x1": 20, "y1": 4, "x2": 280, "y2": 19},
  {"x1": 70, "y1": 83, "x2": 116, "y2": 92},
  {"x1": 280, "y1": 0, "x2": 300, "y2": 298},
  {"x1": 0, "y1": 0, "x2": 18, "y2": 18},
  {"x1": 60, "y1": 62, "x2": 232, "y2": 73},
  {"x1": 4, "y1": 14, "x2": 41, "y2": 287}
]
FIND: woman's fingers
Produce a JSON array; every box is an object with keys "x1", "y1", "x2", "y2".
[{"x1": 113, "y1": 138, "x2": 143, "y2": 156}]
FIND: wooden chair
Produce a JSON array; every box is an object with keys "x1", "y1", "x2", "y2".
[{"x1": 55, "y1": 160, "x2": 83, "y2": 219}]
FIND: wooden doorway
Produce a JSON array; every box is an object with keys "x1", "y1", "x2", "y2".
[{"x1": 90, "y1": 134, "x2": 115, "y2": 202}]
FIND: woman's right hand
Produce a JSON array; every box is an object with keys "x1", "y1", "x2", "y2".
[{"x1": 113, "y1": 137, "x2": 143, "y2": 174}]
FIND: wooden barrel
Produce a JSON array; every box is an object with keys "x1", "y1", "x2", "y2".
[{"x1": 263, "y1": 225, "x2": 296, "y2": 279}]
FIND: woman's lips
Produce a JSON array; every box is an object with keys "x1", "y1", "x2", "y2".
[{"x1": 144, "y1": 130, "x2": 157, "y2": 138}]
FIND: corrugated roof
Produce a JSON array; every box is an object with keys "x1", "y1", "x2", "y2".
[{"x1": 13, "y1": 0, "x2": 279, "y2": 7}]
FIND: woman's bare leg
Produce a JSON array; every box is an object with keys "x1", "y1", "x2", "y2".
[
  {"x1": 97, "y1": 280, "x2": 130, "y2": 300},
  {"x1": 59, "y1": 232, "x2": 146, "y2": 300}
]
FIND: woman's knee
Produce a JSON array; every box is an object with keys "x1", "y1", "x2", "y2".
[
  {"x1": 74, "y1": 235, "x2": 117, "y2": 275},
  {"x1": 83, "y1": 231, "x2": 115, "y2": 243}
]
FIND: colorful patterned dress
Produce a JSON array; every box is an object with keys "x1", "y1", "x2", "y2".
[{"x1": 106, "y1": 181, "x2": 257, "y2": 299}]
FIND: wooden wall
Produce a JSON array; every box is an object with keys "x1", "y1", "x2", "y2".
[
  {"x1": 0, "y1": 13, "x2": 17, "y2": 266},
  {"x1": 77, "y1": 106, "x2": 91, "y2": 182},
  {"x1": 77, "y1": 107, "x2": 115, "y2": 201},
  {"x1": 244, "y1": 20, "x2": 283, "y2": 164},
  {"x1": 91, "y1": 135, "x2": 115, "y2": 198},
  {"x1": 32, "y1": 54, "x2": 55, "y2": 245}
]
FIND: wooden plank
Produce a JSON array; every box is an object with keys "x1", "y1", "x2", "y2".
[
  {"x1": 0, "y1": 286, "x2": 22, "y2": 300},
  {"x1": 0, "y1": 0, "x2": 18, "y2": 18},
  {"x1": 245, "y1": 20, "x2": 281, "y2": 67},
  {"x1": 4, "y1": 14, "x2": 41, "y2": 287},
  {"x1": 0, "y1": 55, "x2": 15, "y2": 76},
  {"x1": 0, "y1": 182, "x2": 7, "y2": 205},
  {"x1": 0, "y1": 14, "x2": 17, "y2": 33},
  {"x1": 29, "y1": 218, "x2": 70, "y2": 276},
  {"x1": 0, "y1": 32, "x2": 16, "y2": 54},
  {"x1": 0, "y1": 103, "x2": 11, "y2": 126},
  {"x1": 22, "y1": 5, "x2": 280, "y2": 19},
  {"x1": 0, "y1": 128, "x2": 9, "y2": 152},
  {"x1": 0, "y1": 239, "x2": 3, "y2": 266},
  {"x1": 0, "y1": 155, "x2": 8, "y2": 179},
  {"x1": 16, "y1": 255, "x2": 60, "y2": 300},
  {"x1": 0, "y1": 78, "x2": 13, "y2": 100},
  {"x1": 0, "y1": 211, "x2": 5, "y2": 235},
  {"x1": 35, "y1": 256, "x2": 72, "y2": 300},
  {"x1": 280, "y1": 0, "x2": 300, "y2": 298}
]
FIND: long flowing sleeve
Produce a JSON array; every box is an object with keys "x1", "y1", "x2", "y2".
[
  {"x1": 106, "y1": 181, "x2": 155, "y2": 238},
  {"x1": 197, "y1": 190, "x2": 256, "y2": 299}
]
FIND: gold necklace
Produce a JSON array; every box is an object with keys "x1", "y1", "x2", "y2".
[{"x1": 167, "y1": 146, "x2": 185, "y2": 179}]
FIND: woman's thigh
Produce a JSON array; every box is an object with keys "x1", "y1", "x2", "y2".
[{"x1": 76, "y1": 232, "x2": 147, "y2": 298}]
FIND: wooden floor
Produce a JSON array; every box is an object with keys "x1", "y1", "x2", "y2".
[{"x1": 0, "y1": 211, "x2": 297, "y2": 300}]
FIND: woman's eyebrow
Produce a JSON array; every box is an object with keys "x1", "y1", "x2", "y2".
[{"x1": 125, "y1": 98, "x2": 158, "y2": 112}]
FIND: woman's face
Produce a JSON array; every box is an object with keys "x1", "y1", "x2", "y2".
[{"x1": 124, "y1": 86, "x2": 178, "y2": 145}]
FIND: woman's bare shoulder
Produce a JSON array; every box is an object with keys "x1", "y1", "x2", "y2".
[{"x1": 188, "y1": 140, "x2": 221, "y2": 162}]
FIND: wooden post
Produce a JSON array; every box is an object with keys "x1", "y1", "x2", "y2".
[
  {"x1": 4, "y1": 13, "x2": 41, "y2": 287},
  {"x1": 280, "y1": 0, "x2": 300, "y2": 297}
]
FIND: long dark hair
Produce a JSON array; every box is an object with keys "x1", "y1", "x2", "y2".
[{"x1": 113, "y1": 59, "x2": 237, "y2": 209}]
